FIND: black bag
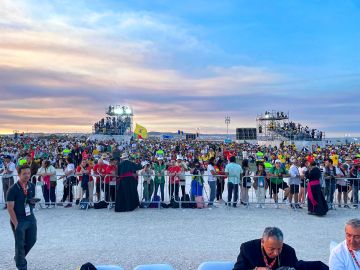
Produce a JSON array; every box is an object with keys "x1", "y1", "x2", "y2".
[
  {"x1": 169, "y1": 198, "x2": 180, "y2": 208},
  {"x1": 94, "y1": 200, "x2": 109, "y2": 209},
  {"x1": 181, "y1": 194, "x2": 191, "y2": 208},
  {"x1": 66, "y1": 176, "x2": 77, "y2": 186}
]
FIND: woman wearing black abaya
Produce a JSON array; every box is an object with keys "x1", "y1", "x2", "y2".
[
  {"x1": 305, "y1": 161, "x2": 328, "y2": 216},
  {"x1": 115, "y1": 153, "x2": 142, "y2": 212}
]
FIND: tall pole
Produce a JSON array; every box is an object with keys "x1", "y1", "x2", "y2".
[{"x1": 225, "y1": 116, "x2": 231, "y2": 138}]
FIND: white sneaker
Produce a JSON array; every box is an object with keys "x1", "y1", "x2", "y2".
[
  {"x1": 275, "y1": 204, "x2": 280, "y2": 209},
  {"x1": 256, "y1": 204, "x2": 261, "y2": 208},
  {"x1": 48, "y1": 205, "x2": 55, "y2": 209}
]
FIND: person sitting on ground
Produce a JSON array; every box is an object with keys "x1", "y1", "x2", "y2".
[{"x1": 329, "y1": 218, "x2": 360, "y2": 270}]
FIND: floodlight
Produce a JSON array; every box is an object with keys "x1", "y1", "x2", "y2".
[
  {"x1": 124, "y1": 107, "x2": 132, "y2": 115},
  {"x1": 114, "y1": 108, "x2": 123, "y2": 115}
]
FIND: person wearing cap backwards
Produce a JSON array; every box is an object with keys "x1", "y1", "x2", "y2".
[
  {"x1": 329, "y1": 218, "x2": 360, "y2": 270},
  {"x1": 115, "y1": 153, "x2": 142, "y2": 212}
]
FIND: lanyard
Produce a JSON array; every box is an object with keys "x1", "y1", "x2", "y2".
[
  {"x1": 349, "y1": 248, "x2": 360, "y2": 269},
  {"x1": 18, "y1": 182, "x2": 28, "y2": 196},
  {"x1": 262, "y1": 247, "x2": 278, "y2": 269}
]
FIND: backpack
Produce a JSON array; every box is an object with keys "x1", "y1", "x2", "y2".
[
  {"x1": 79, "y1": 198, "x2": 89, "y2": 210},
  {"x1": 149, "y1": 195, "x2": 161, "y2": 208},
  {"x1": 94, "y1": 200, "x2": 108, "y2": 209},
  {"x1": 169, "y1": 197, "x2": 180, "y2": 208},
  {"x1": 181, "y1": 194, "x2": 191, "y2": 208}
]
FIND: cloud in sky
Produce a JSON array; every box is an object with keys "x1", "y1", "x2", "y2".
[{"x1": 0, "y1": 0, "x2": 360, "y2": 136}]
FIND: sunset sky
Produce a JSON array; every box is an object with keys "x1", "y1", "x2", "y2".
[{"x1": 1, "y1": 0, "x2": 360, "y2": 136}]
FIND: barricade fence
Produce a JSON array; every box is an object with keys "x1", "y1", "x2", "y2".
[{"x1": 0, "y1": 173, "x2": 359, "y2": 210}]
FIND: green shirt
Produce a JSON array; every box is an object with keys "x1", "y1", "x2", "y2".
[
  {"x1": 153, "y1": 163, "x2": 166, "y2": 184},
  {"x1": 269, "y1": 167, "x2": 287, "y2": 184}
]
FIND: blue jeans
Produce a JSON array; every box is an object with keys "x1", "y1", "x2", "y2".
[
  {"x1": 208, "y1": 181, "x2": 216, "y2": 205},
  {"x1": 353, "y1": 184, "x2": 359, "y2": 205},
  {"x1": 42, "y1": 185, "x2": 56, "y2": 205},
  {"x1": 325, "y1": 179, "x2": 336, "y2": 206}
]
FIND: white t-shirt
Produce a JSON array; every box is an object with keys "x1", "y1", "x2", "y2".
[
  {"x1": 329, "y1": 240, "x2": 360, "y2": 270},
  {"x1": 64, "y1": 163, "x2": 75, "y2": 177},
  {"x1": 3, "y1": 162, "x2": 16, "y2": 178},
  {"x1": 336, "y1": 167, "x2": 347, "y2": 186},
  {"x1": 207, "y1": 164, "x2": 216, "y2": 182}
]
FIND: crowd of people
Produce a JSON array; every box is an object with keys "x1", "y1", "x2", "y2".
[
  {"x1": 1, "y1": 135, "x2": 360, "y2": 213},
  {"x1": 267, "y1": 121, "x2": 323, "y2": 141}
]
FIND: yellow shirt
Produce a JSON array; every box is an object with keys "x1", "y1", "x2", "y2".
[{"x1": 331, "y1": 154, "x2": 339, "y2": 166}]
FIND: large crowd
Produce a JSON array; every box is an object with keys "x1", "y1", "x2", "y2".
[{"x1": 1, "y1": 135, "x2": 360, "y2": 211}]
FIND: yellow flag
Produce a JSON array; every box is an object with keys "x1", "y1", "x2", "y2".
[{"x1": 134, "y1": 123, "x2": 148, "y2": 139}]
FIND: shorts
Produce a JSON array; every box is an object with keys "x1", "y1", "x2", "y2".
[
  {"x1": 300, "y1": 179, "x2": 305, "y2": 188},
  {"x1": 336, "y1": 184, "x2": 348, "y2": 193},
  {"x1": 269, "y1": 181, "x2": 289, "y2": 195},
  {"x1": 290, "y1": 184, "x2": 300, "y2": 194}
]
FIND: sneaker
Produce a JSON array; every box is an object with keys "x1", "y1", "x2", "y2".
[
  {"x1": 354, "y1": 205, "x2": 359, "y2": 209},
  {"x1": 290, "y1": 204, "x2": 295, "y2": 209},
  {"x1": 344, "y1": 205, "x2": 350, "y2": 209},
  {"x1": 295, "y1": 204, "x2": 302, "y2": 209},
  {"x1": 275, "y1": 204, "x2": 280, "y2": 209},
  {"x1": 256, "y1": 204, "x2": 261, "y2": 208},
  {"x1": 48, "y1": 205, "x2": 55, "y2": 209},
  {"x1": 64, "y1": 204, "x2": 72, "y2": 208},
  {"x1": 232, "y1": 204, "x2": 237, "y2": 208},
  {"x1": 75, "y1": 199, "x2": 80, "y2": 205},
  {"x1": 338, "y1": 204, "x2": 342, "y2": 208}
]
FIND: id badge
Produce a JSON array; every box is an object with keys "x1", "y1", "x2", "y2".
[{"x1": 25, "y1": 204, "x2": 31, "y2": 216}]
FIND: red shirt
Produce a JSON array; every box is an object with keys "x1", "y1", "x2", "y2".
[
  {"x1": 168, "y1": 165, "x2": 181, "y2": 184},
  {"x1": 93, "y1": 164, "x2": 108, "y2": 183},
  {"x1": 105, "y1": 164, "x2": 117, "y2": 184},
  {"x1": 76, "y1": 164, "x2": 93, "y2": 182}
]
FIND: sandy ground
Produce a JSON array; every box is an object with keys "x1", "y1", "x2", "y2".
[
  {"x1": 0, "y1": 202, "x2": 356, "y2": 270},
  {"x1": 1, "y1": 172, "x2": 358, "y2": 270}
]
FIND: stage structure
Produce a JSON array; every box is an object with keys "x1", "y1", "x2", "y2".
[
  {"x1": 256, "y1": 110, "x2": 324, "y2": 141},
  {"x1": 93, "y1": 105, "x2": 133, "y2": 135}
]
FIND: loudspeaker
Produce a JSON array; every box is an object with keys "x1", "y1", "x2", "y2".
[
  {"x1": 236, "y1": 128, "x2": 257, "y2": 140},
  {"x1": 186, "y1": 133, "x2": 196, "y2": 140}
]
